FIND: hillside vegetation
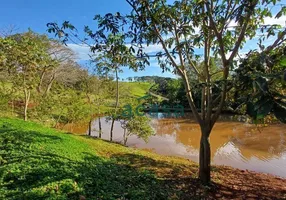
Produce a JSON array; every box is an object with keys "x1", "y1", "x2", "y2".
[
  {"x1": 120, "y1": 82, "x2": 152, "y2": 98},
  {"x1": 0, "y1": 117, "x2": 285, "y2": 200}
]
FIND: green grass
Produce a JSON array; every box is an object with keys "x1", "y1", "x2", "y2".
[
  {"x1": 1, "y1": 117, "x2": 285, "y2": 200},
  {"x1": 120, "y1": 82, "x2": 152, "y2": 98},
  {"x1": 0, "y1": 117, "x2": 194, "y2": 200}
]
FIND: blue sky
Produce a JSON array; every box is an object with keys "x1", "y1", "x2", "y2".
[
  {"x1": 0, "y1": 0, "x2": 176, "y2": 78},
  {"x1": 0, "y1": 0, "x2": 130, "y2": 34},
  {"x1": 1, "y1": 1, "x2": 285, "y2": 79}
]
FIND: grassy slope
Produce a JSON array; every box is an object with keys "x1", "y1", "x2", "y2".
[
  {"x1": 93, "y1": 82, "x2": 152, "y2": 114},
  {"x1": 0, "y1": 118, "x2": 285, "y2": 200},
  {"x1": 120, "y1": 82, "x2": 152, "y2": 98}
]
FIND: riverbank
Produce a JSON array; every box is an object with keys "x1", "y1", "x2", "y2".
[{"x1": 0, "y1": 117, "x2": 285, "y2": 199}]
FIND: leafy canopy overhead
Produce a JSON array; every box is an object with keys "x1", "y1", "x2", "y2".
[{"x1": 47, "y1": 0, "x2": 286, "y2": 125}]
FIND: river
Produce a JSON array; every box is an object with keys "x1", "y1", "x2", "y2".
[{"x1": 61, "y1": 114, "x2": 286, "y2": 178}]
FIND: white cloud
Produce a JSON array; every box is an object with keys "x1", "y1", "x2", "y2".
[
  {"x1": 126, "y1": 40, "x2": 172, "y2": 55},
  {"x1": 264, "y1": 15, "x2": 286, "y2": 26},
  {"x1": 227, "y1": 15, "x2": 286, "y2": 32},
  {"x1": 67, "y1": 15, "x2": 286, "y2": 63},
  {"x1": 67, "y1": 43, "x2": 91, "y2": 61},
  {"x1": 137, "y1": 44, "x2": 164, "y2": 54},
  {"x1": 68, "y1": 42, "x2": 167, "y2": 61},
  {"x1": 227, "y1": 20, "x2": 238, "y2": 31}
]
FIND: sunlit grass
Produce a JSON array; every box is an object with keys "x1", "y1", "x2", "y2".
[
  {"x1": 1, "y1": 117, "x2": 285, "y2": 200},
  {"x1": 0, "y1": 117, "x2": 189, "y2": 199},
  {"x1": 120, "y1": 82, "x2": 152, "y2": 98}
]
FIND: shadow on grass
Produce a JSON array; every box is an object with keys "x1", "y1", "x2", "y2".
[
  {"x1": 109, "y1": 154, "x2": 286, "y2": 200},
  {"x1": 0, "y1": 124, "x2": 171, "y2": 199},
  {"x1": 0, "y1": 123, "x2": 285, "y2": 200}
]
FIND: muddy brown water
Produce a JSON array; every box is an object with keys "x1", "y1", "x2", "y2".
[{"x1": 61, "y1": 114, "x2": 286, "y2": 178}]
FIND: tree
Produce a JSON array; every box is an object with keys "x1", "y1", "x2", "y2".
[
  {"x1": 37, "y1": 40, "x2": 76, "y2": 96},
  {"x1": 0, "y1": 31, "x2": 56, "y2": 121},
  {"x1": 234, "y1": 45, "x2": 286, "y2": 122},
  {"x1": 90, "y1": 33, "x2": 141, "y2": 142},
  {"x1": 123, "y1": 0, "x2": 286, "y2": 184},
  {"x1": 122, "y1": 115, "x2": 154, "y2": 145},
  {"x1": 47, "y1": 21, "x2": 149, "y2": 139},
  {"x1": 75, "y1": 69, "x2": 95, "y2": 136},
  {"x1": 93, "y1": 46, "x2": 121, "y2": 141},
  {"x1": 114, "y1": 0, "x2": 286, "y2": 184},
  {"x1": 118, "y1": 100, "x2": 154, "y2": 145},
  {"x1": 47, "y1": 0, "x2": 286, "y2": 184}
]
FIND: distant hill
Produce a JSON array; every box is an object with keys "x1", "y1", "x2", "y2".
[{"x1": 127, "y1": 76, "x2": 175, "y2": 84}]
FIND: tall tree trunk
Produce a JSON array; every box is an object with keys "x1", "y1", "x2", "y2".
[
  {"x1": 110, "y1": 68, "x2": 119, "y2": 142},
  {"x1": 110, "y1": 119, "x2": 115, "y2": 142},
  {"x1": 96, "y1": 78, "x2": 102, "y2": 139},
  {"x1": 201, "y1": 86, "x2": 206, "y2": 120},
  {"x1": 24, "y1": 89, "x2": 30, "y2": 121},
  {"x1": 44, "y1": 73, "x2": 55, "y2": 96},
  {"x1": 37, "y1": 70, "x2": 46, "y2": 93},
  {"x1": 86, "y1": 92, "x2": 93, "y2": 137},
  {"x1": 98, "y1": 116, "x2": 102, "y2": 138},
  {"x1": 88, "y1": 120, "x2": 92, "y2": 136},
  {"x1": 123, "y1": 128, "x2": 128, "y2": 145},
  {"x1": 11, "y1": 98, "x2": 14, "y2": 116},
  {"x1": 54, "y1": 114, "x2": 62, "y2": 128},
  {"x1": 199, "y1": 127, "x2": 211, "y2": 185}
]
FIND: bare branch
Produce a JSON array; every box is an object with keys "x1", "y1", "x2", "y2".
[
  {"x1": 228, "y1": 1, "x2": 259, "y2": 62},
  {"x1": 174, "y1": 23, "x2": 185, "y2": 71},
  {"x1": 182, "y1": 34, "x2": 201, "y2": 77},
  {"x1": 205, "y1": 3, "x2": 227, "y2": 65},
  {"x1": 182, "y1": 71, "x2": 203, "y2": 124},
  {"x1": 264, "y1": 28, "x2": 286, "y2": 54}
]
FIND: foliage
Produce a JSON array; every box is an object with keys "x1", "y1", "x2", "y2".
[
  {"x1": 0, "y1": 31, "x2": 56, "y2": 120},
  {"x1": 150, "y1": 78, "x2": 188, "y2": 106},
  {"x1": 234, "y1": 45, "x2": 286, "y2": 122},
  {"x1": 125, "y1": 115, "x2": 154, "y2": 141},
  {"x1": 0, "y1": 30, "x2": 123, "y2": 125},
  {"x1": 46, "y1": 0, "x2": 286, "y2": 184}
]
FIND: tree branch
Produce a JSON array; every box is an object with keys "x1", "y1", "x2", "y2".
[
  {"x1": 228, "y1": 1, "x2": 259, "y2": 62},
  {"x1": 205, "y1": 2, "x2": 227, "y2": 65},
  {"x1": 264, "y1": 28, "x2": 286, "y2": 54},
  {"x1": 182, "y1": 34, "x2": 202, "y2": 78}
]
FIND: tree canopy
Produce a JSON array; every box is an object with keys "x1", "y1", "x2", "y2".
[{"x1": 46, "y1": 0, "x2": 286, "y2": 185}]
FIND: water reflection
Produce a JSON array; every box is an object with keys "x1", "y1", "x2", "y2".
[{"x1": 61, "y1": 114, "x2": 286, "y2": 178}]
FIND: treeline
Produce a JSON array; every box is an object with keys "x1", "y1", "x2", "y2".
[
  {"x1": 0, "y1": 30, "x2": 154, "y2": 144},
  {"x1": 146, "y1": 54, "x2": 286, "y2": 121},
  {"x1": 0, "y1": 31, "x2": 116, "y2": 125},
  {"x1": 1, "y1": 29, "x2": 285, "y2": 139}
]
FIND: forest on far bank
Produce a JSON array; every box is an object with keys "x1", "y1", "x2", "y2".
[{"x1": 1, "y1": 30, "x2": 286, "y2": 129}]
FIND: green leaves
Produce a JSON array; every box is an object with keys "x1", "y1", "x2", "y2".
[
  {"x1": 126, "y1": 115, "x2": 154, "y2": 142},
  {"x1": 254, "y1": 77, "x2": 269, "y2": 93},
  {"x1": 91, "y1": 32, "x2": 142, "y2": 77},
  {"x1": 235, "y1": 45, "x2": 286, "y2": 123},
  {"x1": 0, "y1": 31, "x2": 53, "y2": 85},
  {"x1": 275, "y1": 6, "x2": 286, "y2": 19},
  {"x1": 273, "y1": 101, "x2": 286, "y2": 123},
  {"x1": 62, "y1": 21, "x2": 76, "y2": 30},
  {"x1": 244, "y1": 75, "x2": 286, "y2": 122},
  {"x1": 280, "y1": 56, "x2": 286, "y2": 68},
  {"x1": 246, "y1": 96, "x2": 274, "y2": 120}
]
